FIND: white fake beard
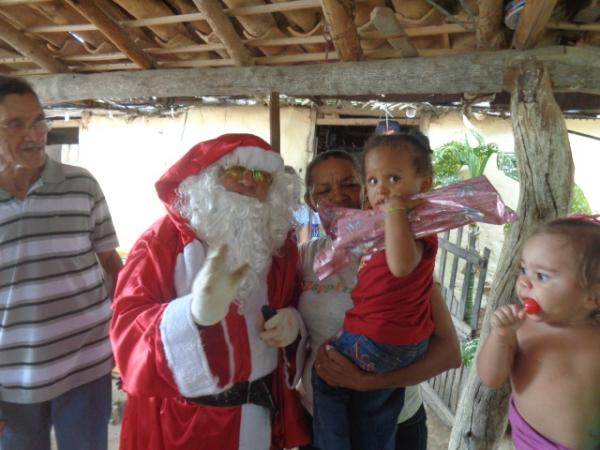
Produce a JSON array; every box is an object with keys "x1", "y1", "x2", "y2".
[{"x1": 176, "y1": 166, "x2": 297, "y2": 305}]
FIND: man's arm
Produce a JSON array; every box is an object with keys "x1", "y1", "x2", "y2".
[
  {"x1": 97, "y1": 250, "x2": 123, "y2": 297},
  {"x1": 315, "y1": 285, "x2": 461, "y2": 391}
]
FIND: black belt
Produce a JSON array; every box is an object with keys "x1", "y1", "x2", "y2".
[{"x1": 186, "y1": 374, "x2": 278, "y2": 418}]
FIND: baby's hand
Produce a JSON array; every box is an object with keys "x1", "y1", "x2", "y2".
[{"x1": 491, "y1": 304, "x2": 527, "y2": 338}]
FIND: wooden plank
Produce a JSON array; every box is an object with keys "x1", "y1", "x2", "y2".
[
  {"x1": 476, "y1": 0, "x2": 505, "y2": 49},
  {"x1": 192, "y1": 0, "x2": 253, "y2": 66},
  {"x1": 0, "y1": 16, "x2": 67, "y2": 73},
  {"x1": 512, "y1": 0, "x2": 559, "y2": 49},
  {"x1": 438, "y1": 231, "x2": 451, "y2": 286},
  {"x1": 320, "y1": 0, "x2": 362, "y2": 61},
  {"x1": 269, "y1": 92, "x2": 280, "y2": 153},
  {"x1": 0, "y1": 0, "x2": 50, "y2": 4},
  {"x1": 547, "y1": 21, "x2": 600, "y2": 32},
  {"x1": 438, "y1": 239, "x2": 484, "y2": 265},
  {"x1": 26, "y1": 1, "x2": 324, "y2": 34},
  {"x1": 421, "y1": 382, "x2": 454, "y2": 427},
  {"x1": 360, "y1": 23, "x2": 469, "y2": 38},
  {"x1": 317, "y1": 118, "x2": 418, "y2": 126},
  {"x1": 64, "y1": 0, "x2": 154, "y2": 70},
  {"x1": 470, "y1": 247, "x2": 490, "y2": 330},
  {"x1": 30, "y1": 19, "x2": 467, "y2": 39},
  {"x1": 24, "y1": 47, "x2": 600, "y2": 102}
]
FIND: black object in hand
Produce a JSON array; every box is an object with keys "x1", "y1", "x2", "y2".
[{"x1": 261, "y1": 305, "x2": 278, "y2": 321}]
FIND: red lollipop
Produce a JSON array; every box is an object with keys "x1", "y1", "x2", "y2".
[{"x1": 523, "y1": 298, "x2": 541, "y2": 315}]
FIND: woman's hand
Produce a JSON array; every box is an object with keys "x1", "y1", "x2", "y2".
[{"x1": 314, "y1": 343, "x2": 374, "y2": 391}]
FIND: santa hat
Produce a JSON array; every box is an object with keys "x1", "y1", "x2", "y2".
[{"x1": 156, "y1": 133, "x2": 283, "y2": 210}]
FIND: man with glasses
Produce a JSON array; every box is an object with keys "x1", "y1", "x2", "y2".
[
  {"x1": 0, "y1": 76, "x2": 122, "y2": 450},
  {"x1": 111, "y1": 133, "x2": 310, "y2": 450}
]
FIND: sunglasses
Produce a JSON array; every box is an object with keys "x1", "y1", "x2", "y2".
[{"x1": 222, "y1": 166, "x2": 274, "y2": 186}]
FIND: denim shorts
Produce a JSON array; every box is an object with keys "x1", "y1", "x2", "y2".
[{"x1": 331, "y1": 329, "x2": 428, "y2": 373}]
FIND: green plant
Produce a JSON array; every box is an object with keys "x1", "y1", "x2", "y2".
[
  {"x1": 433, "y1": 130, "x2": 498, "y2": 188},
  {"x1": 462, "y1": 338, "x2": 479, "y2": 368}
]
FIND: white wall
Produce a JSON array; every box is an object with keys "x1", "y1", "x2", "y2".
[
  {"x1": 61, "y1": 105, "x2": 598, "y2": 272},
  {"x1": 62, "y1": 105, "x2": 315, "y2": 251}
]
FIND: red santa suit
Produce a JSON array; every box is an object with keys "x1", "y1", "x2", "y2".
[{"x1": 111, "y1": 134, "x2": 310, "y2": 450}]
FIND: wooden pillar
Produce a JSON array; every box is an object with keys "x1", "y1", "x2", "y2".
[
  {"x1": 269, "y1": 92, "x2": 280, "y2": 154},
  {"x1": 448, "y1": 59, "x2": 574, "y2": 450}
]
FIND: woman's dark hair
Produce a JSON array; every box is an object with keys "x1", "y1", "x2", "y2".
[
  {"x1": 0, "y1": 76, "x2": 38, "y2": 103},
  {"x1": 362, "y1": 130, "x2": 434, "y2": 177},
  {"x1": 304, "y1": 149, "x2": 361, "y2": 190}
]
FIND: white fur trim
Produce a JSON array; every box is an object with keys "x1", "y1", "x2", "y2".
[
  {"x1": 219, "y1": 146, "x2": 283, "y2": 173},
  {"x1": 239, "y1": 404, "x2": 271, "y2": 450},
  {"x1": 160, "y1": 294, "x2": 221, "y2": 397},
  {"x1": 282, "y1": 308, "x2": 308, "y2": 388}
]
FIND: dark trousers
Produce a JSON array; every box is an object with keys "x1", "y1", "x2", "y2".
[{"x1": 300, "y1": 404, "x2": 428, "y2": 450}]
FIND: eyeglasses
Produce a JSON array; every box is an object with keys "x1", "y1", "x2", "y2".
[
  {"x1": 222, "y1": 165, "x2": 274, "y2": 186},
  {"x1": 0, "y1": 118, "x2": 51, "y2": 136}
]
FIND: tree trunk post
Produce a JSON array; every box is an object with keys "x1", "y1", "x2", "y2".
[{"x1": 447, "y1": 59, "x2": 574, "y2": 450}]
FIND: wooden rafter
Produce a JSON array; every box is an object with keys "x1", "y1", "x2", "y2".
[
  {"x1": 191, "y1": 0, "x2": 253, "y2": 66},
  {"x1": 370, "y1": 6, "x2": 417, "y2": 57},
  {"x1": 320, "y1": 0, "x2": 362, "y2": 61},
  {"x1": 24, "y1": 47, "x2": 600, "y2": 102},
  {"x1": 512, "y1": 0, "x2": 559, "y2": 49},
  {"x1": 476, "y1": 0, "x2": 504, "y2": 49},
  {"x1": 64, "y1": 0, "x2": 154, "y2": 69},
  {"x1": 0, "y1": 0, "x2": 51, "y2": 4},
  {"x1": 0, "y1": 15, "x2": 67, "y2": 72}
]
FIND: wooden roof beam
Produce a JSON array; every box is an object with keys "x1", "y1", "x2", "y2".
[
  {"x1": 512, "y1": 0, "x2": 559, "y2": 49},
  {"x1": 191, "y1": 0, "x2": 253, "y2": 66},
  {"x1": 24, "y1": 47, "x2": 600, "y2": 102},
  {"x1": 320, "y1": 0, "x2": 362, "y2": 61},
  {"x1": 64, "y1": 0, "x2": 155, "y2": 70},
  {"x1": 476, "y1": 0, "x2": 505, "y2": 49},
  {"x1": 0, "y1": 15, "x2": 67, "y2": 73}
]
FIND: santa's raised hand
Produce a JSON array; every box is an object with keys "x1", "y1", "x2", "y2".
[{"x1": 191, "y1": 244, "x2": 250, "y2": 326}]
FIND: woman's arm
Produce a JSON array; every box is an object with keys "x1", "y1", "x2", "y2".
[{"x1": 315, "y1": 285, "x2": 461, "y2": 390}]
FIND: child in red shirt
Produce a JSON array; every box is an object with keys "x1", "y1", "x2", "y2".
[{"x1": 312, "y1": 132, "x2": 436, "y2": 450}]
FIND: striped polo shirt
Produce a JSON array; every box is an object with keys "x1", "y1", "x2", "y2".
[{"x1": 0, "y1": 157, "x2": 118, "y2": 403}]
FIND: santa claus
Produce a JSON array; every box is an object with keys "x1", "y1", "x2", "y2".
[{"x1": 111, "y1": 134, "x2": 311, "y2": 450}]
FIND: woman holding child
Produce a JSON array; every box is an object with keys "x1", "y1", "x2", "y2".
[{"x1": 297, "y1": 132, "x2": 461, "y2": 450}]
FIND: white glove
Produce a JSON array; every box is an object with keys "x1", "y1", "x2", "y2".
[
  {"x1": 191, "y1": 245, "x2": 250, "y2": 326},
  {"x1": 260, "y1": 307, "x2": 300, "y2": 348}
]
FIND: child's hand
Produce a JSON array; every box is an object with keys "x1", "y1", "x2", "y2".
[
  {"x1": 383, "y1": 196, "x2": 421, "y2": 214},
  {"x1": 491, "y1": 304, "x2": 527, "y2": 338}
]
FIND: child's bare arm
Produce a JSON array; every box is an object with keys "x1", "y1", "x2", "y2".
[
  {"x1": 477, "y1": 304, "x2": 526, "y2": 388},
  {"x1": 383, "y1": 196, "x2": 421, "y2": 277}
]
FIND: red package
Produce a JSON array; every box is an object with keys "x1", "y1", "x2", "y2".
[{"x1": 314, "y1": 176, "x2": 518, "y2": 280}]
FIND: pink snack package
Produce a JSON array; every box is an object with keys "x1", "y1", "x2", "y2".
[{"x1": 314, "y1": 176, "x2": 518, "y2": 280}]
